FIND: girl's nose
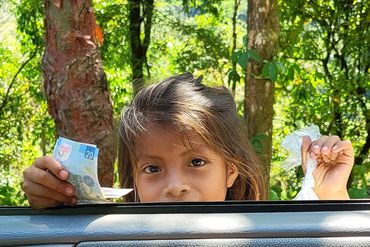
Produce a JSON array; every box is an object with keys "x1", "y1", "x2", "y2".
[{"x1": 163, "y1": 172, "x2": 190, "y2": 198}]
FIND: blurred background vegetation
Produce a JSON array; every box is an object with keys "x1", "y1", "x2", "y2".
[{"x1": 0, "y1": 0, "x2": 369, "y2": 205}]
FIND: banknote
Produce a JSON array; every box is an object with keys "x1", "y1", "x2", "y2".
[{"x1": 53, "y1": 137, "x2": 132, "y2": 204}]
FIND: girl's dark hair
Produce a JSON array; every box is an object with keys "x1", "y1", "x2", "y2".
[{"x1": 119, "y1": 72, "x2": 267, "y2": 201}]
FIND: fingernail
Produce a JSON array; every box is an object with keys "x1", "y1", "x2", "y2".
[
  {"x1": 310, "y1": 152, "x2": 315, "y2": 158},
  {"x1": 313, "y1": 145, "x2": 319, "y2": 150},
  {"x1": 333, "y1": 145, "x2": 338, "y2": 150},
  {"x1": 322, "y1": 146, "x2": 328, "y2": 152},
  {"x1": 65, "y1": 187, "x2": 73, "y2": 196},
  {"x1": 60, "y1": 170, "x2": 68, "y2": 179}
]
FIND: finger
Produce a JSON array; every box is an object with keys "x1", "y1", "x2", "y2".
[
  {"x1": 23, "y1": 166, "x2": 76, "y2": 197},
  {"x1": 332, "y1": 140, "x2": 354, "y2": 157},
  {"x1": 319, "y1": 136, "x2": 341, "y2": 163},
  {"x1": 27, "y1": 195, "x2": 69, "y2": 210},
  {"x1": 310, "y1": 135, "x2": 329, "y2": 157},
  {"x1": 333, "y1": 141, "x2": 355, "y2": 169},
  {"x1": 321, "y1": 154, "x2": 338, "y2": 164},
  {"x1": 320, "y1": 135, "x2": 340, "y2": 155},
  {"x1": 301, "y1": 136, "x2": 311, "y2": 174},
  {"x1": 33, "y1": 156, "x2": 69, "y2": 180},
  {"x1": 22, "y1": 180, "x2": 77, "y2": 205}
]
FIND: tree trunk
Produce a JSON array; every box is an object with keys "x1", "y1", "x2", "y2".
[
  {"x1": 129, "y1": 0, "x2": 154, "y2": 94},
  {"x1": 42, "y1": 0, "x2": 114, "y2": 186},
  {"x1": 244, "y1": 0, "x2": 279, "y2": 188}
]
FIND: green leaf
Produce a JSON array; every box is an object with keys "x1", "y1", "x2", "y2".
[
  {"x1": 251, "y1": 138, "x2": 263, "y2": 153},
  {"x1": 250, "y1": 133, "x2": 268, "y2": 153},
  {"x1": 348, "y1": 187, "x2": 368, "y2": 199},
  {"x1": 237, "y1": 52, "x2": 248, "y2": 68},
  {"x1": 228, "y1": 69, "x2": 240, "y2": 83},
  {"x1": 253, "y1": 133, "x2": 268, "y2": 141},
  {"x1": 269, "y1": 189, "x2": 279, "y2": 200},
  {"x1": 287, "y1": 66, "x2": 295, "y2": 80},
  {"x1": 262, "y1": 62, "x2": 278, "y2": 82},
  {"x1": 247, "y1": 49, "x2": 261, "y2": 62},
  {"x1": 242, "y1": 34, "x2": 248, "y2": 47},
  {"x1": 231, "y1": 51, "x2": 242, "y2": 64},
  {"x1": 268, "y1": 63, "x2": 278, "y2": 82}
]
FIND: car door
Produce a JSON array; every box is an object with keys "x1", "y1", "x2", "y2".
[{"x1": 1, "y1": 200, "x2": 370, "y2": 246}]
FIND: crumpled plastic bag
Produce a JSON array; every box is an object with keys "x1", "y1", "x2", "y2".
[{"x1": 281, "y1": 125, "x2": 321, "y2": 200}]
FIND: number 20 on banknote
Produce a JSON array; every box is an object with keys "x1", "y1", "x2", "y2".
[{"x1": 84, "y1": 146, "x2": 96, "y2": 160}]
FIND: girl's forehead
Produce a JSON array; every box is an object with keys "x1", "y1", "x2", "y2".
[{"x1": 134, "y1": 123, "x2": 209, "y2": 152}]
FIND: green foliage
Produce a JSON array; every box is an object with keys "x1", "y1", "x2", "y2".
[
  {"x1": 270, "y1": 0, "x2": 370, "y2": 200},
  {"x1": 234, "y1": 49, "x2": 261, "y2": 69},
  {"x1": 0, "y1": 0, "x2": 368, "y2": 205},
  {"x1": 15, "y1": 0, "x2": 44, "y2": 50},
  {"x1": 348, "y1": 161, "x2": 370, "y2": 199},
  {"x1": 95, "y1": 1, "x2": 131, "y2": 71},
  {"x1": 228, "y1": 48, "x2": 262, "y2": 90},
  {"x1": 261, "y1": 61, "x2": 278, "y2": 82},
  {"x1": 181, "y1": 0, "x2": 223, "y2": 17},
  {"x1": 0, "y1": 0, "x2": 53, "y2": 206},
  {"x1": 0, "y1": 168, "x2": 27, "y2": 206},
  {"x1": 250, "y1": 133, "x2": 268, "y2": 154},
  {"x1": 153, "y1": 8, "x2": 231, "y2": 75}
]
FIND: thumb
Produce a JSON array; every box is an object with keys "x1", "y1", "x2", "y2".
[{"x1": 301, "y1": 136, "x2": 311, "y2": 175}]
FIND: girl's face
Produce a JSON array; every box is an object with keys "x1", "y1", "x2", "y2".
[{"x1": 134, "y1": 124, "x2": 238, "y2": 202}]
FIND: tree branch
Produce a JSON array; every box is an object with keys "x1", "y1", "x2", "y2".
[
  {"x1": 142, "y1": 0, "x2": 154, "y2": 55},
  {"x1": 142, "y1": 0, "x2": 154, "y2": 78},
  {"x1": 0, "y1": 45, "x2": 39, "y2": 114}
]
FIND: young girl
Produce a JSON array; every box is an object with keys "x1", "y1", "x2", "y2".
[{"x1": 22, "y1": 72, "x2": 354, "y2": 208}]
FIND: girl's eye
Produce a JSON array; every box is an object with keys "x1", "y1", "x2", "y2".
[
  {"x1": 189, "y1": 158, "x2": 205, "y2": 167},
  {"x1": 143, "y1": 165, "x2": 161, "y2": 174}
]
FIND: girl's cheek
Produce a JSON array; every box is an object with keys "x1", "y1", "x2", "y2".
[
  {"x1": 188, "y1": 165, "x2": 217, "y2": 179},
  {"x1": 136, "y1": 174, "x2": 164, "y2": 199}
]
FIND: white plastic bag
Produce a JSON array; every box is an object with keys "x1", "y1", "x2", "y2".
[{"x1": 281, "y1": 125, "x2": 321, "y2": 200}]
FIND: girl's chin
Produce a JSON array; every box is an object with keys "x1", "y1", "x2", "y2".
[{"x1": 143, "y1": 197, "x2": 203, "y2": 203}]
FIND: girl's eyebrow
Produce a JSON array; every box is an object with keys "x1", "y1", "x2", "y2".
[
  {"x1": 180, "y1": 146, "x2": 212, "y2": 157},
  {"x1": 137, "y1": 153, "x2": 164, "y2": 161}
]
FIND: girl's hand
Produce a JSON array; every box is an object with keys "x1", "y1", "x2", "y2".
[
  {"x1": 301, "y1": 135, "x2": 354, "y2": 200},
  {"x1": 22, "y1": 156, "x2": 77, "y2": 209}
]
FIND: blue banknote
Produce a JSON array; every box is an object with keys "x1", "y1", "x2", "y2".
[{"x1": 53, "y1": 137, "x2": 132, "y2": 203}]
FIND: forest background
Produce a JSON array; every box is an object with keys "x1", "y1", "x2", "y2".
[{"x1": 0, "y1": 0, "x2": 369, "y2": 205}]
